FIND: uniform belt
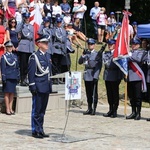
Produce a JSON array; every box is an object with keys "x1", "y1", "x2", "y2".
[
  {"x1": 105, "y1": 67, "x2": 118, "y2": 70},
  {"x1": 55, "y1": 40, "x2": 65, "y2": 44},
  {"x1": 21, "y1": 38, "x2": 32, "y2": 41},
  {"x1": 85, "y1": 67, "x2": 95, "y2": 70}
]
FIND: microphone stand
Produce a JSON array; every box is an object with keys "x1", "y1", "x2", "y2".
[{"x1": 75, "y1": 44, "x2": 79, "y2": 71}]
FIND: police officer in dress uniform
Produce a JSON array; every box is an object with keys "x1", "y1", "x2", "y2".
[
  {"x1": 102, "y1": 39, "x2": 123, "y2": 118},
  {"x1": 78, "y1": 38, "x2": 102, "y2": 115},
  {"x1": 28, "y1": 35, "x2": 52, "y2": 139},
  {"x1": 1, "y1": 41, "x2": 20, "y2": 115},
  {"x1": 16, "y1": 12, "x2": 34, "y2": 86},
  {"x1": 126, "y1": 39, "x2": 147, "y2": 120},
  {"x1": 52, "y1": 17, "x2": 68, "y2": 83},
  {"x1": 142, "y1": 46, "x2": 150, "y2": 121},
  {"x1": 38, "y1": 16, "x2": 53, "y2": 55}
]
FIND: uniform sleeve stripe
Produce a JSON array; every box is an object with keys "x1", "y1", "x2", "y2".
[{"x1": 29, "y1": 83, "x2": 35, "y2": 86}]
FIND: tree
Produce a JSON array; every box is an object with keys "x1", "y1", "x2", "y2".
[{"x1": 58, "y1": 0, "x2": 150, "y2": 36}]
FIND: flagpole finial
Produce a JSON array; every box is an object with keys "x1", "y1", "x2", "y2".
[{"x1": 122, "y1": 10, "x2": 132, "y2": 16}]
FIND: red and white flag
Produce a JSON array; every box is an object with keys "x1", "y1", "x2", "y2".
[
  {"x1": 29, "y1": 0, "x2": 43, "y2": 40},
  {"x1": 113, "y1": 11, "x2": 147, "y2": 92},
  {"x1": 113, "y1": 11, "x2": 130, "y2": 76}
]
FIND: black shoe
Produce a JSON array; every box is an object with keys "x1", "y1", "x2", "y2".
[
  {"x1": 147, "y1": 118, "x2": 150, "y2": 121},
  {"x1": 91, "y1": 109, "x2": 96, "y2": 115},
  {"x1": 83, "y1": 109, "x2": 92, "y2": 115},
  {"x1": 103, "y1": 111, "x2": 113, "y2": 117},
  {"x1": 126, "y1": 113, "x2": 136, "y2": 119},
  {"x1": 110, "y1": 112, "x2": 117, "y2": 118},
  {"x1": 10, "y1": 111, "x2": 15, "y2": 115},
  {"x1": 32, "y1": 132, "x2": 43, "y2": 139},
  {"x1": 134, "y1": 114, "x2": 141, "y2": 120},
  {"x1": 6, "y1": 112, "x2": 11, "y2": 115},
  {"x1": 40, "y1": 132, "x2": 49, "y2": 138}
]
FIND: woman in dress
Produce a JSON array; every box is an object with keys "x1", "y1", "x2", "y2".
[
  {"x1": 1, "y1": 41, "x2": 20, "y2": 115},
  {"x1": 0, "y1": 9, "x2": 7, "y2": 58},
  {"x1": 6, "y1": 18, "x2": 19, "y2": 55}
]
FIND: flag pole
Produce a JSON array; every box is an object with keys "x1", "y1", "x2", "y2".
[
  {"x1": 124, "y1": 76, "x2": 128, "y2": 116},
  {"x1": 124, "y1": 10, "x2": 128, "y2": 117},
  {"x1": 124, "y1": 0, "x2": 130, "y2": 117},
  {"x1": 124, "y1": 9, "x2": 128, "y2": 117}
]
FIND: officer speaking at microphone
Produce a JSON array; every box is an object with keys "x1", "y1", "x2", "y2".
[
  {"x1": 28, "y1": 35, "x2": 52, "y2": 139},
  {"x1": 78, "y1": 38, "x2": 102, "y2": 115}
]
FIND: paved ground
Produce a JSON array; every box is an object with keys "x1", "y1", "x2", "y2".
[{"x1": 0, "y1": 102, "x2": 150, "y2": 150}]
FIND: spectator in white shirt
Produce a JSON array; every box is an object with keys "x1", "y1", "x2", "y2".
[
  {"x1": 89, "y1": 1, "x2": 101, "y2": 39},
  {"x1": 73, "y1": 0, "x2": 87, "y2": 32},
  {"x1": 52, "y1": 0, "x2": 62, "y2": 18}
]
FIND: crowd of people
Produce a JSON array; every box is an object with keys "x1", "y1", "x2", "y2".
[{"x1": 0, "y1": 0, "x2": 150, "y2": 139}]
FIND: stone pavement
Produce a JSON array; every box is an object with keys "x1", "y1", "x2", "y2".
[{"x1": 0, "y1": 103, "x2": 150, "y2": 150}]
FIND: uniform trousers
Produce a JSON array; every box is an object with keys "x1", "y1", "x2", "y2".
[
  {"x1": 31, "y1": 92, "x2": 49, "y2": 133},
  {"x1": 105, "y1": 80, "x2": 121, "y2": 112},
  {"x1": 52, "y1": 54, "x2": 63, "y2": 74},
  {"x1": 18, "y1": 52, "x2": 32, "y2": 81},
  {"x1": 84, "y1": 81, "x2": 98, "y2": 108},
  {"x1": 147, "y1": 83, "x2": 150, "y2": 102},
  {"x1": 127, "y1": 81, "x2": 142, "y2": 108}
]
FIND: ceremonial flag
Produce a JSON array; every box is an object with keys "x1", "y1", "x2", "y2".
[
  {"x1": 29, "y1": 0, "x2": 43, "y2": 40},
  {"x1": 113, "y1": 11, "x2": 130, "y2": 76},
  {"x1": 113, "y1": 11, "x2": 147, "y2": 92}
]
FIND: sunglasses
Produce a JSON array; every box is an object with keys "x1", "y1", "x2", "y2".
[{"x1": 11, "y1": 21, "x2": 16, "y2": 23}]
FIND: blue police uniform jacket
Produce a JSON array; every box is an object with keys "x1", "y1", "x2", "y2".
[
  {"x1": 16, "y1": 22, "x2": 35, "y2": 53},
  {"x1": 52, "y1": 26, "x2": 67, "y2": 55},
  {"x1": 28, "y1": 50, "x2": 52, "y2": 93},
  {"x1": 78, "y1": 49, "x2": 102, "y2": 81},
  {"x1": 38, "y1": 24, "x2": 53, "y2": 55},
  {"x1": 142, "y1": 50, "x2": 150, "y2": 83},
  {"x1": 103, "y1": 50, "x2": 123, "y2": 81},
  {"x1": 128, "y1": 49, "x2": 147, "y2": 82},
  {"x1": 1, "y1": 52, "x2": 20, "y2": 81}
]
